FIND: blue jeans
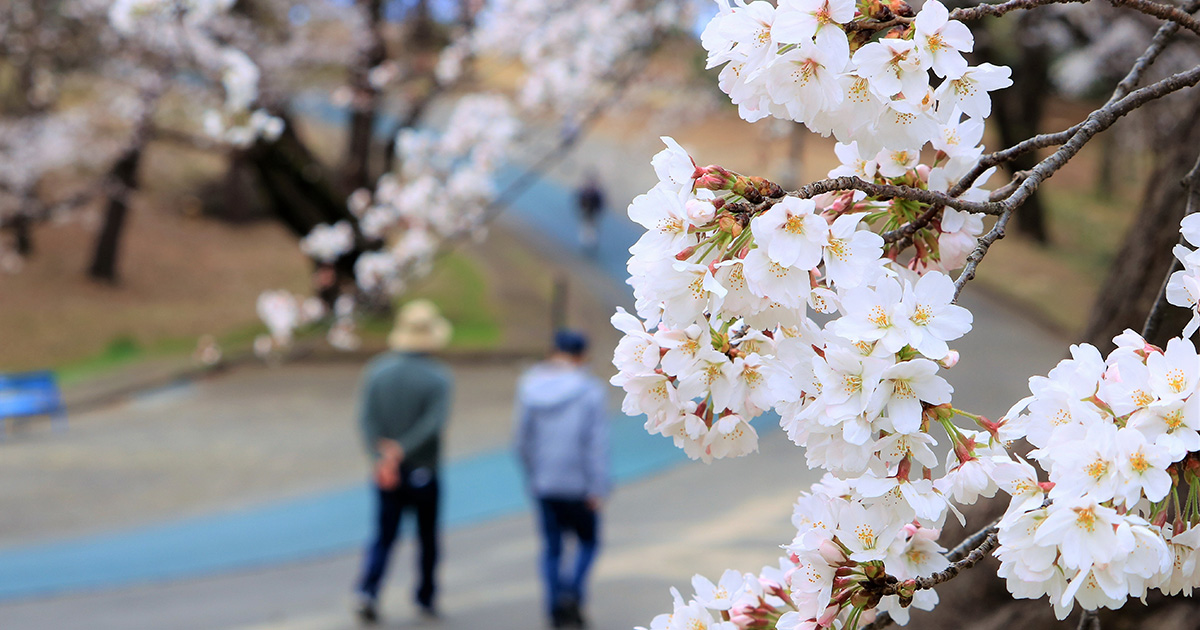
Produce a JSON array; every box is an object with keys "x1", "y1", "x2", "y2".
[
  {"x1": 538, "y1": 498, "x2": 599, "y2": 616},
  {"x1": 356, "y1": 465, "x2": 439, "y2": 608}
]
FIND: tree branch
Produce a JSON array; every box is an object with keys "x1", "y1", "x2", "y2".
[
  {"x1": 875, "y1": 522, "x2": 1000, "y2": 597},
  {"x1": 950, "y1": 0, "x2": 1089, "y2": 21},
  {"x1": 1110, "y1": 0, "x2": 1200, "y2": 37},
  {"x1": 1110, "y1": 0, "x2": 1200, "y2": 102},
  {"x1": 779, "y1": 63, "x2": 1200, "y2": 258},
  {"x1": 860, "y1": 517, "x2": 1003, "y2": 630}
]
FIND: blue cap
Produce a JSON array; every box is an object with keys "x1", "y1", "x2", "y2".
[{"x1": 554, "y1": 330, "x2": 589, "y2": 356}]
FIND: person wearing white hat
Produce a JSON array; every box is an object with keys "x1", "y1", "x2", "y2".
[{"x1": 353, "y1": 299, "x2": 454, "y2": 624}]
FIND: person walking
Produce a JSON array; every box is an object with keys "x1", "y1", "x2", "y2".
[
  {"x1": 575, "y1": 173, "x2": 605, "y2": 257},
  {"x1": 353, "y1": 299, "x2": 454, "y2": 624},
  {"x1": 514, "y1": 330, "x2": 611, "y2": 628}
]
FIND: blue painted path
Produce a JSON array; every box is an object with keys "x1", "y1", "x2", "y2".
[
  {"x1": 0, "y1": 139, "x2": 673, "y2": 601},
  {"x1": 0, "y1": 418, "x2": 682, "y2": 601}
]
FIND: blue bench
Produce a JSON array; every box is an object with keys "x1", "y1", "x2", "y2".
[{"x1": 0, "y1": 371, "x2": 67, "y2": 439}]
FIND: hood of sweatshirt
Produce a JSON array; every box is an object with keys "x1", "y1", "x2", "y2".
[{"x1": 519, "y1": 363, "x2": 593, "y2": 409}]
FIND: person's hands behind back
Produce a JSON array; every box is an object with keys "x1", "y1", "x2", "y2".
[{"x1": 374, "y1": 439, "x2": 405, "y2": 490}]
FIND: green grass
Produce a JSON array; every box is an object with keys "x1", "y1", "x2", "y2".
[
  {"x1": 367, "y1": 252, "x2": 503, "y2": 350},
  {"x1": 1044, "y1": 186, "x2": 1138, "y2": 284},
  {"x1": 55, "y1": 336, "x2": 146, "y2": 385},
  {"x1": 50, "y1": 251, "x2": 502, "y2": 386}
]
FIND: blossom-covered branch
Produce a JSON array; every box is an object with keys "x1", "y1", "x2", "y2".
[{"x1": 624, "y1": 1, "x2": 1200, "y2": 628}]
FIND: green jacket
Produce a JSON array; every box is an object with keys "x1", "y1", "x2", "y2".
[{"x1": 357, "y1": 351, "x2": 453, "y2": 470}]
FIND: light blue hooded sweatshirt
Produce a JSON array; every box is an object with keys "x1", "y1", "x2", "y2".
[{"x1": 514, "y1": 361, "x2": 612, "y2": 500}]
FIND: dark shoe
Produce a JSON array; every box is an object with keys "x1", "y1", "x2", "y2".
[
  {"x1": 417, "y1": 603, "x2": 439, "y2": 622},
  {"x1": 557, "y1": 596, "x2": 583, "y2": 628},
  {"x1": 354, "y1": 595, "x2": 379, "y2": 625},
  {"x1": 550, "y1": 607, "x2": 566, "y2": 629}
]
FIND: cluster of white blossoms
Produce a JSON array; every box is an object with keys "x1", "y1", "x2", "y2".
[
  {"x1": 702, "y1": 0, "x2": 1011, "y2": 156},
  {"x1": 623, "y1": 5, "x2": 1200, "y2": 617},
  {"x1": 1168, "y1": 214, "x2": 1200, "y2": 336},
  {"x1": 993, "y1": 325, "x2": 1200, "y2": 617},
  {"x1": 255, "y1": 290, "x2": 323, "y2": 348},
  {"x1": 258, "y1": 95, "x2": 517, "y2": 348},
  {"x1": 299, "y1": 221, "x2": 356, "y2": 265},
  {"x1": 107, "y1": 0, "x2": 283, "y2": 148},
  {"x1": 613, "y1": 136, "x2": 1005, "y2": 531},
  {"x1": 469, "y1": 0, "x2": 689, "y2": 113},
  {"x1": 617, "y1": 133, "x2": 1069, "y2": 627},
  {"x1": 347, "y1": 94, "x2": 517, "y2": 295},
  {"x1": 640, "y1": 476, "x2": 949, "y2": 630}
]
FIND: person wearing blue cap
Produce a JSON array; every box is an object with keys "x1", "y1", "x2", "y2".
[{"x1": 514, "y1": 330, "x2": 611, "y2": 628}]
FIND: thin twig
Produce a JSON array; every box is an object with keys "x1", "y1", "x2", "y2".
[
  {"x1": 1110, "y1": 0, "x2": 1200, "y2": 37},
  {"x1": 859, "y1": 517, "x2": 1003, "y2": 630},
  {"x1": 950, "y1": 0, "x2": 1089, "y2": 20},
  {"x1": 845, "y1": 17, "x2": 914, "y2": 33},
  {"x1": 882, "y1": 203, "x2": 944, "y2": 244},
  {"x1": 1110, "y1": 0, "x2": 1200, "y2": 102},
  {"x1": 953, "y1": 207, "x2": 1015, "y2": 299},
  {"x1": 786, "y1": 63, "x2": 1200, "y2": 248},
  {"x1": 876, "y1": 523, "x2": 1001, "y2": 595}
]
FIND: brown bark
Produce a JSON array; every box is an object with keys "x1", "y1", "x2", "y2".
[
  {"x1": 87, "y1": 145, "x2": 142, "y2": 283},
  {"x1": 340, "y1": 0, "x2": 386, "y2": 194},
  {"x1": 9, "y1": 212, "x2": 32, "y2": 256},
  {"x1": 247, "y1": 112, "x2": 354, "y2": 237},
  {"x1": 1082, "y1": 98, "x2": 1200, "y2": 352}
]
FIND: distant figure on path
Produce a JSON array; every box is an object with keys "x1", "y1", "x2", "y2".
[
  {"x1": 576, "y1": 173, "x2": 606, "y2": 257},
  {"x1": 353, "y1": 299, "x2": 454, "y2": 625},
  {"x1": 514, "y1": 330, "x2": 611, "y2": 628}
]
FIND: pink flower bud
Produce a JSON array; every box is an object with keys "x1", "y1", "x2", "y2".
[
  {"x1": 685, "y1": 199, "x2": 717, "y2": 225},
  {"x1": 730, "y1": 613, "x2": 756, "y2": 629},
  {"x1": 939, "y1": 350, "x2": 959, "y2": 368},
  {"x1": 915, "y1": 164, "x2": 931, "y2": 180},
  {"x1": 695, "y1": 165, "x2": 735, "y2": 190},
  {"x1": 818, "y1": 539, "x2": 847, "y2": 565}
]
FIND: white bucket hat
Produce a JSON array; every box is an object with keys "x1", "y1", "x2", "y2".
[{"x1": 387, "y1": 299, "x2": 452, "y2": 352}]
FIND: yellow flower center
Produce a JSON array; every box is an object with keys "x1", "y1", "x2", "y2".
[
  {"x1": 910, "y1": 305, "x2": 933, "y2": 326},
  {"x1": 1074, "y1": 506, "x2": 1097, "y2": 533},
  {"x1": 784, "y1": 214, "x2": 807, "y2": 235},
  {"x1": 1167, "y1": 368, "x2": 1187, "y2": 393},
  {"x1": 1129, "y1": 451, "x2": 1151, "y2": 474},
  {"x1": 868, "y1": 305, "x2": 890, "y2": 328},
  {"x1": 856, "y1": 524, "x2": 875, "y2": 547},
  {"x1": 827, "y1": 238, "x2": 849, "y2": 261}
]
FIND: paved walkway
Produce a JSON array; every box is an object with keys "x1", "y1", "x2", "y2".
[{"x1": 0, "y1": 123, "x2": 1071, "y2": 629}]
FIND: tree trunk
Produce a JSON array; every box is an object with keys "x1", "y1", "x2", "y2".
[
  {"x1": 10, "y1": 213, "x2": 33, "y2": 256},
  {"x1": 88, "y1": 145, "x2": 142, "y2": 283},
  {"x1": 1082, "y1": 99, "x2": 1200, "y2": 352},
  {"x1": 340, "y1": 0, "x2": 386, "y2": 193},
  {"x1": 987, "y1": 13, "x2": 1051, "y2": 244},
  {"x1": 249, "y1": 111, "x2": 354, "y2": 237}
]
